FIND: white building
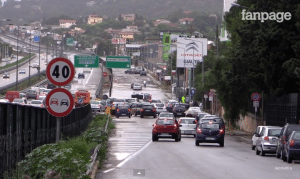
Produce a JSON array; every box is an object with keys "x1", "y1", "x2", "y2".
[
  {"x1": 220, "y1": 0, "x2": 236, "y2": 41},
  {"x1": 59, "y1": 20, "x2": 76, "y2": 28}
]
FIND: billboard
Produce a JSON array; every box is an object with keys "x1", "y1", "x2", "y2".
[
  {"x1": 111, "y1": 38, "x2": 126, "y2": 44},
  {"x1": 176, "y1": 37, "x2": 208, "y2": 68}
]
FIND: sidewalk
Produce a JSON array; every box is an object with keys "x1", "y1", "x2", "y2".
[{"x1": 226, "y1": 128, "x2": 253, "y2": 144}]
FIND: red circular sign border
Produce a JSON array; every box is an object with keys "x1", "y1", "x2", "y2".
[
  {"x1": 103, "y1": 72, "x2": 108, "y2": 77},
  {"x1": 46, "y1": 57, "x2": 75, "y2": 86},
  {"x1": 45, "y1": 88, "x2": 74, "y2": 117},
  {"x1": 251, "y1": 92, "x2": 261, "y2": 101}
]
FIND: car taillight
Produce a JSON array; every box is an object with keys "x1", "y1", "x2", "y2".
[
  {"x1": 98, "y1": 105, "x2": 101, "y2": 107},
  {"x1": 40, "y1": 104, "x2": 44, "y2": 107},
  {"x1": 209, "y1": 121, "x2": 213, "y2": 124},
  {"x1": 128, "y1": 108, "x2": 131, "y2": 112},
  {"x1": 170, "y1": 104, "x2": 172, "y2": 107},
  {"x1": 283, "y1": 136, "x2": 287, "y2": 144},
  {"x1": 194, "y1": 120, "x2": 197, "y2": 124},
  {"x1": 219, "y1": 129, "x2": 225, "y2": 134},
  {"x1": 197, "y1": 127, "x2": 202, "y2": 134},
  {"x1": 178, "y1": 119, "x2": 182, "y2": 123},
  {"x1": 264, "y1": 136, "x2": 269, "y2": 141},
  {"x1": 174, "y1": 123, "x2": 177, "y2": 128},
  {"x1": 290, "y1": 140, "x2": 295, "y2": 147},
  {"x1": 21, "y1": 103, "x2": 25, "y2": 105},
  {"x1": 152, "y1": 109, "x2": 155, "y2": 112},
  {"x1": 141, "y1": 109, "x2": 144, "y2": 112},
  {"x1": 117, "y1": 109, "x2": 120, "y2": 112}
]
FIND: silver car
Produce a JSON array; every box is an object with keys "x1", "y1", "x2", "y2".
[
  {"x1": 30, "y1": 100, "x2": 44, "y2": 108},
  {"x1": 255, "y1": 126, "x2": 282, "y2": 156},
  {"x1": 91, "y1": 100, "x2": 102, "y2": 112},
  {"x1": 179, "y1": 117, "x2": 197, "y2": 137},
  {"x1": 133, "y1": 83, "x2": 142, "y2": 90},
  {"x1": 153, "y1": 103, "x2": 167, "y2": 114}
]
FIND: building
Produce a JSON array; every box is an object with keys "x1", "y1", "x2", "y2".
[
  {"x1": 87, "y1": 15, "x2": 103, "y2": 25},
  {"x1": 59, "y1": 19, "x2": 76, "y2": 28},
  {"x1": 121, "y1": 14, "x2": 135, "y2": 21},
  {"x1": 153, "y1": 19, "x2": 171, "y2": 27},
  {"x1": 119, "y1": 31, "x2": 134, "y2": 41},
  {"x1": 86, "y1": 1, "x2": 96, "y2": 7},
  {"x1": 178, "y1": 18, "x2": 194, "y2": 25},
  {"x1": 220, "y1": 0, "x2": 235, "y2": 41},
  {"x1": 105, "y1": 28, "x2": 122, "y2": 38}
]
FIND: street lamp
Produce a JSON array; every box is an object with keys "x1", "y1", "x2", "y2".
[
  {"x1": 9, "y1": 23, "x2": 20, "y2": 89},
  {"x1": 231, "y1": 3, "x2": 249, "y2": 9}
]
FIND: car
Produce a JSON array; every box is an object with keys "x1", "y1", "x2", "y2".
[
  {"x1": 25, "y1": 90, "x2": 38, "y2": 99},
  {"x1": 50, "y1": 98, "x2": 59, "y2": 105},
  {"x1": 158, "y1": 112, "x2": 175, "y2": 120},
  {"x1": 252, "y1": 126, "x2": 267, "y2": 150},
  {"x1": 255, "y1": 126, "x2": 282, "y2": 156},
  {"x1": 195, "y1": 121, "x2": 225, "y2": 147},
  {"x1": 150, "y1": 99, "x2": 162, "y2": 103},
  {"x1": 179, "y1": 117, "x2": 198, "y2": 137},
  {"x1": 140, "y1": 71, "x2": 147, "y2": 76},
  {"x1": 133, "y1": 83, "x2": 142, "y2": 90},
  {"x1": 31, "y1": 62, "x2": 39, "y2": 68},
  {"x1": 131, "y1": 83, "x2": 134, "y2": 89},
  {"x1": 125, "y1": 68, "x2": 135, "y2": 74},
  {"x1": 152, "y1": 118, "x2": 181, "y2": 142},
  {"x1": 153, "y1": 103, "x2": 167, "y2": 114},
  {"x1": 187, "y1": 106, "x2": 201, "y2": 114},
  {"x1": 197, "y1": 112, "x2": 209, "y2": 122},
  {"x1": 179, "y1": 103, "x2": 190, "y2": 110},
  {"x1": 115, "y1": 105, "x2": 131, "y2": 118},
  {"x1": 64, "y1": 84, "x2": 71, "y2": 89},
  {"x1": 140, "y1": 104, "x2": 156, "y2": 118},
  {"x1": 184, "y1": 109, "x2": 199, "y2": 120},
  {"x1": 78, "y1": 73, "x2": 85, "y2": 79},
  {"x1": 284, "y1": 131, "x2": 300, "y2": 163},
  {"x1": 29, "y1": 100, "x2": 44, "y2": 108},
  {"x1": 276, "y1": 123, "x2": 300, "y2": 161},
  {"x1": 199, "y1": 117, "x2": 226, "y2": 133},
  {"x1": 131, "y1": 103, "x2": 143, "y2": 116},
  {"x1": 125, "y1": 98, "x2": 138, "y2": 104},
  {"x1": 100, "y1": 100, "x2": 112, "y2": 112},
  {"x1": 19, "y1": 93, "x2": 26, "y2": 100},
  {"x1": 0, "y1": 99, "x2": 9, "y2": 103},
  {"x1": 172, "y1": 104, "x2": 187, "y2": 117},
  {"x1": 12, "y1": 98, "x2": 27, "y2": 105},
  {"x1": 47, "y1": 83, "x2": 56, "y2": 89},
  {"x1": 37, "y1": 95, "x2": 47, "y2": 101},
  {"x1": 19, "y1": 69, "x2": 26, "y2": 74},
  {"x1": 61, "y1": 99, "x2": 69, "y2": 106},
  {"x1": 165, "y1": 100, "x2": 178, "y2": 112},
  {"x1": 43, "y1": 89, "x2": 52, "y2": 95},
  {"x1": 3, "y1": 72, "x2": 10, "y2": 79},
  {"x1": 91, "y1": 100, "x2": 102, "y2": 112}
]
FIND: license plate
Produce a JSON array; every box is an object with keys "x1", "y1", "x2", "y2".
[
  {"x1": 146, "y1": 110, "x2": 150, "y2": 111},
  {"x1": 184, "y1": 131, "x2": 192, "y2": 134},
  {"x1": 160, "y1": 133, "x2": 170, "y2": 136},
  {"x1": 206, "y1": 137, "x2": 215, "y2": 140},
  {"x1": 177, "y1": 113, "x2": 182, "y2": 115}
]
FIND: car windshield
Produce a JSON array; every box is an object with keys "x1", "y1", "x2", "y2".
[
  {"x1": 159, "y1": 113, "x2": 174, "y2": 118},
  {"x1": 157, "y1": 119, "x2": 175, "y2": 125},
  {"x1": 118, "y1": 106, "x2": 128, "y2": 109},
  {"x1": 201, "y1": 123, "x2": 220, "y2": 129},
  {"x1": 31, "y1": 101, "x2": 42, "y2": 104},
  {"x1": 180, "y1": 119, "x2": 196, "y2": 124},
  {"x1": 127, "y1": 99, "x2": 135, "y2": 103},
  {"x1": 155, "y1": 103, "x2": 164, "y2": 107},
  {"x1": 143, "y1": 105, "x2": 153, "y2": 109},
  {"x1": 287, "y1": 126, "x2": 300, "y2": 136},
  {"x1": 268, "y1": 129, "x2": 281, "y2": 136}
]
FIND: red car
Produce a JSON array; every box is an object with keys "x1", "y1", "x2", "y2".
[{"x1": 152, "y1": 118, "x2": 182, "y2": 142}]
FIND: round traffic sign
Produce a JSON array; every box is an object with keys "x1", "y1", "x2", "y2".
[
  {"x1": 191, "y1": 89, "x2": 196, "y2": 95},
  {"x1": 46, "y1": 57, "x2": 75, "y2": 86},
  {"x1": 45, "y1": 88, "x2": 74, "y2": 117},
  {"x1": 251, "y1": 92, "x2": 261, "y2": 101}
]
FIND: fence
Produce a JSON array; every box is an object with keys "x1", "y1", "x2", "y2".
[{"x1": 0, "y1": 103, "x2": 92, "y2": 178}]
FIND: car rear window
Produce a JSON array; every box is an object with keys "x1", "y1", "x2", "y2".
[
  {"x1": 156, "y1": 103, "x2": 164, "y2": 107},
  {"x1": 159, "y1": 113, "x2": 174, "y2": 118},
  {"x1": 31, "y1": 101, "x2": 42, "y2": 104},
  {"x1": 118, "y1": 106, "x2": 128, "y2": 109},
  {"x1": 268, "y1": 129, "x2": 281, "y2": 136},
  {"x1": 90, "y1": 101, "x2": 99, "y2": 104},
  {"x1": 292, "y1": 133, "x2": 300, "y2": 140},
  {"x1": 201, "y1": 119, "x2": 216, "y2": 123},
  {"x1": 201, "y1": 123, "x2": 220, "y2": 129},
  {"x1": 143, "y1": 105, "x2": 153, "y2": 109},
  {"x1": 114, "y1": 99, "x2": 125, "y2": 102},
  {"x1": 286, "y1": 126, "x2": 300, "y2": 136},
  {"x1": 157, "y1": 119, "x2": 175, "y2": 125},
  {"x1": 181, "y1": 119, "x2": 196, "y2": 124},
  {"x1": 127, "y1": 99, "x2": 135, "y2": 103},
  {"x1": 211, "y1": 118, "x2": 224, "y2": 123}
]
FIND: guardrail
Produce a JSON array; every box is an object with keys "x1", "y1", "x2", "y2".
[
  {"x1": 0, "y1": 69, "x2": 46, "y2": 94},
  {"x1": 0, "y1": 55, "x2": 36, "y2": 74}
]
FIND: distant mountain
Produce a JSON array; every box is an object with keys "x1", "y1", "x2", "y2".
[{"x1": 0, "y1": 0, "x2": 223, "y2": 23}]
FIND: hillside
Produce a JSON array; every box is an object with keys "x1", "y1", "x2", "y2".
[{"x1": 0, "y1": 0, "x2": 222, "y2": 23}]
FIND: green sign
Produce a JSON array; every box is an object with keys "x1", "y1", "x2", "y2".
[
  {"x1": 106, "y1": 56, "x2": 131, "y2": 68},
  {"x1": 163, "y1": 33, "x2": 171, "y2": 45},
  {"x1": 74, "y1": 55, "x2": 99, "y2": 68},
  {"x1": 67, "y1": 38, "x2": 74, "y2": 46},
  {"x1": 163, "y1": 53, "x2": 169, "y2": 61},
  {"x1": 163, "y1": 44, "x2": 170, "y2": 51}
]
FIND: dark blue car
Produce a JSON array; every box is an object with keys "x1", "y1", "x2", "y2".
[
  {"x1": 284, "y1": 131, "x2": 300, "y2": 163},
  {"x1": 116, "y1": 105, "x2": 131, "y2": 118},
  {"x1": 195, "y1": 121, "x2": 225, "y2": 147}
]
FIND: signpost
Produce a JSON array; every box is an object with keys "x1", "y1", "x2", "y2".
[
  {"x1": 74, "y1": 55, "x2": 99, "y2": 68},
  {"x1": 106, "y1": 56, "x2": 131, "y2": 68},
  {"x1": 46, "y1": 57, "x2": 75, "y2": 143},
  {"x1": 251, "y1": 92, "x2": 261, "y2": 121}
]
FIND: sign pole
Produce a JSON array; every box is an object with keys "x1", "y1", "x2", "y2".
[{"x1": 56, "y1": 117, "x2": 61, "y2": 143}]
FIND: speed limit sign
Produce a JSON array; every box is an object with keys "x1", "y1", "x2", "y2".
[{"x1": 46, "y1": 57, "x2": 75, "y2": 86}]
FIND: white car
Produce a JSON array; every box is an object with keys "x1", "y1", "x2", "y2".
[
  {"x1": 0, "y1": 99, "x2": 9, "y2": 103},
  {"x1": 179, "y1": 117, "x2": 197, "y2": 137},
  {"x1": 90, "y1": 100, "x2": 102, "y2": 112},
  {"x1": 12, "y1": 98, "x2": 27, "y2": 105},
  {"x1": 133, "y1": 83, "x2": 142, "y2": 90},
  {"x1": 43, "y1": 89, "x2": 52, "y2": 95},
  {"x1": 29, "y1": 100, "x2": 44, "y2": 108},
  {"x1": 251, "y1": 125, "x2": 278, "y2": 150},
  {"x1": 153, "y1": 103, "x2": 167, "y2": 114},
  {"x1": 187, "y1": 107, "x2": 202, "y2": 114},
  {"x1": 31, "y1": 62, "x2": 39, "y2": 68}
]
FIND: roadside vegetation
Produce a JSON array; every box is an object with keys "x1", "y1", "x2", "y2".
[
  {"x1": 3, "y1": 114, "x2": 115, "y2": 179},
  {"x1": 0, "y1": 54, "x2": 35, "y2": 70}
]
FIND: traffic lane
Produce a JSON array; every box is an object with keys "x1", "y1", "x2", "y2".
[
  {"x1": 100, "y1": 135, "x2": 300, "y2": 179},
  {"x1": 0, "y1": 54, "x2": 47, "y2": 87}
]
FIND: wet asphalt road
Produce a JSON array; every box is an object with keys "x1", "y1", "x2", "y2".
[{"x1": 97, "y1": 68, "x2": 300, "y2": 179}]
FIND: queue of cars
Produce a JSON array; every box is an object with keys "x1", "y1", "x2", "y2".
[{"x1": 251, "y1": 123, "x2": 300, "y2": 163}]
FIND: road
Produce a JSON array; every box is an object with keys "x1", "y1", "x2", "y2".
[{"x1": 96, "y1": 68, "x2": 300, "y2": 179}]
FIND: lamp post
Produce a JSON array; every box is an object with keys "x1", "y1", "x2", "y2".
[
  {"x1": 29, "y1": 26, "x2": 32, "y2": 86},
  {"x1": 9, "y1": 24, "x2": 20, "y2": 90}
]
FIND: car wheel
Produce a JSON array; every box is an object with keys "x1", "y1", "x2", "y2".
[
  {"x1": 260, "y1": 147, "x2": 265, "y2": 156},
  {"x1": 140, "y1": 115, "x2": 144, "y2": 118},
  {"x1": 195, "y1": 140, "x2": 199, "y2": 146},
  {"x1": 252, "y1": 145, "x2": 255, "y2": 150},
  {"x1": 193, "y1": 134, "x2": 196, "y2": 138},
  {"x1": 153, "y1": 115, "x2": 156, "y2": 118},
  {"x1": 287, "y1": 152, "x2": 292, "y2": 163},
  {"x1": 152, "y1": 134, "x2": 157, "y2": 141},
  {"x1": 128, "y1": 115, "x2": 131, "y2": 118},
  {"x1": 175, "y1": 135, "x2": 179, "y2": 142},
  {"x1": 255, "y1": 146, "x2": 260, "y2": 155},
  {"x1": 281, "y1": 150, "x2": 287, "y2": 162},
  {"x1": 276, "y1": 148, "x2": 281, "y2": 158},
  {"x1": 135, "y1": 112, "x2": 137, "y2": 116},
  {"x1": 219, "y1": 138, "x2": 224, "y2": 147},
  {"x1": 116, "y1": 115, "x2": 119, "y2": 118}
]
